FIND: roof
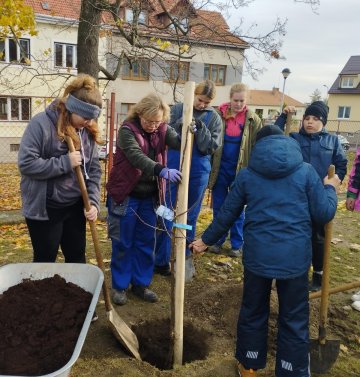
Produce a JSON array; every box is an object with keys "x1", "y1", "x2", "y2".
[
  {"x1": 248, "y1": 88, "x2": 305, "y2": 107},
  {"x1": 329, "y1": 55, "x2": 360, "y2": 94},
  {"x1": 27, "y1": 0, "x2": 248, "y2": 48},
  {"x1": 27, "y1": 0, "x2": 81, "y2": 19}
]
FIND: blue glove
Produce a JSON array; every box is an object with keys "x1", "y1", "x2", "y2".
[{"x1": 159, "y1": 168, "x2": 182, "y2": 183}]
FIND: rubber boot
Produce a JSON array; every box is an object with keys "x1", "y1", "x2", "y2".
[
  {"x1": 237, "y1": 363, "x2": 257, "y2": 377},
  {"x1": 309, "y1": 271, "x2": 322, "y2": 292}
]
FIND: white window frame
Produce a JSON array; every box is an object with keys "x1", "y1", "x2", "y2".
[
  {"x1": 0, "y1": 37, "x2": 30, "y2": 64},
  {"x1": 54, "y1": 42, "x2": 77, "y2": 69},
  {"x1": 341, "y1": 76, "x2": 354, "y2": 88},
  {"x1": 0, "y1": 97, "x2": 31, "y2": 121},
  {"x1": 337, "y1": 106, "x2": 351, "y2": 119}
]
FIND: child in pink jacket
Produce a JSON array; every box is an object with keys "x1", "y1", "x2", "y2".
[
  {"x1": 346, "y1": 147, "x2": 360, "y2": 212},
  {"x1": 346, "y1": 147, "x2": 360, "y2": 312}
]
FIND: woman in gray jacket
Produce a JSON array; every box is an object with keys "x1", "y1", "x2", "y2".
[{"x1": 18, "y1": 74, "x2": 102, "y2": 264}]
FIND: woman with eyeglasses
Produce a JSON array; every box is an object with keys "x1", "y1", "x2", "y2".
[
  {"x1": 207, "y1": 83, "x2": 262, "y2": 258},
  {"x1": 154, "y1": 79, "x2": 222, "y2": 281},
  {"x1": 106, "y1": 93, "x2": 182, "y2": 305},
  {"x1": 18, "y1": 74, "x2": 103, "y2": 265}
]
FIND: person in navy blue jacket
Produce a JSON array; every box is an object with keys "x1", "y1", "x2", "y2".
[
  {"x1": 275, "y1": 101, "x2": 347, "y2": 291},
  {"x1": 191, "y1": 125, "x2": 339, "y2": 377}
]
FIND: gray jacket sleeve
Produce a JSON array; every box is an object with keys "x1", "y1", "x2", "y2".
[
  {"x1": 193, "y1": 109, "x2": 222, "y2": 155},
  {"x1": 165, "y1": 125, "x2": 181, "y2": 150},
  {"x1": 18, "y1": 115, "x2": 73, "y2": 180},
  {"x1": 169, "y1": 104, "x2": 222, "y2": 155},
  {"x1": 85, "y1": 142, "x2": 101, "y2": 211}
]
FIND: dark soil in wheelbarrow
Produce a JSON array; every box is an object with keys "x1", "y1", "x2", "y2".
[{"x1": 0, "y1": 275, "x2": 92, "y2": 376}]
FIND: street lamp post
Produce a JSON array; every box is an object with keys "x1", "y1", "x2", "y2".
[{"x1": 280, "y1": 68, "x2": 291, "y2": 113}]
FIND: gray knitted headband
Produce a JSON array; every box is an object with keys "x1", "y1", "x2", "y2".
[{"x1": 65, "y1": 94, "x2": 101, "y2": 119}]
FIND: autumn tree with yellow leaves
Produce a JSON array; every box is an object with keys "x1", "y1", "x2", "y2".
[{"x1": 0, "y1": 0, "x2": 37, "y2": 63}]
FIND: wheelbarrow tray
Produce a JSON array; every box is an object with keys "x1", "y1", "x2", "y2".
[{"x1": 0, "y1": 263, "x2": 104, "y2": 377}]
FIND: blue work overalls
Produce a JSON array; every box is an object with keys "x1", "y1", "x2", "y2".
[
  {"x1": 108, "y1": 196, "x2": 157, "y2": 290},
  {"x1": 155, "y1": 111, "x2": 212, "y2": 266},
  {"x1": 212, "y1": 133, "x2": 245, "y2": 249}
]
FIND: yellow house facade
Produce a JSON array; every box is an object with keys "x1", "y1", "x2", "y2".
[{"x1": 327, "y1": 55, "x2": 360, "y2": 146}]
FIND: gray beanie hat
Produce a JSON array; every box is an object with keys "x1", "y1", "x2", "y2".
[{"x1": 65, "y1": 94, "x2": 101, "y2": 120}]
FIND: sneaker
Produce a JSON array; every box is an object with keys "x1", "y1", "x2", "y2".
[
  {"x1": 154, "y1": 264, "x2": 171, "y2": 276},
  {"x1": 91, "y1": 311, "x2": 98, "y2": 323},
  {"x1": 208, "y1": 244, "x2": 222, "y2": 254},
  {"x1": 229, "y1": 248, "x2": 242, "y2": 258},
  {"x1": 131, "y1": 286, "x2": 158, "y2": 303},
  {"x1": 112, "y1": 289, "x2": 128, "y2": 306},
  {"x1": 351, "y1": 291, "x2": 360, "y2": 302},
  {"x1": 309, "y1": 271, "x2": 322, "y2": 292},
  {"x1": 237, "y1": 363, "x2": 257, "y2": 377},
  {"x1": 351, "y1": 301, "x2": 360, "y2": 311}
]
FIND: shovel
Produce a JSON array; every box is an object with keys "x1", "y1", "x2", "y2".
[
  {"x1": 66, "y1": 136, "x2": 141, "y2": 360},
  {"x1": 310, "y1": 165, "x2": 340, "y2": 373}
]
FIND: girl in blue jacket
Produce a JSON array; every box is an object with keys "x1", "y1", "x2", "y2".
[
  {"x1": 275, "y1": 101, "x2": 347, "y2": 291},
  {"x1": 154, "y1": 80, "x2": 222, "y2": 280},
  {"x1": 191, "y1": 125, "x2": 340, "y2": 377}
]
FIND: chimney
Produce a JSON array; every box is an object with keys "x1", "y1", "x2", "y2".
[{"x1": 272, "y1": 87, "x2": 279, "y2": 95}]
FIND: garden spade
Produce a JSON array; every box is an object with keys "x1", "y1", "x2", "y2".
[
  {"x1": 66, "y1": 136, "x2": 141, "y2": 361},
  {"x1": 310, "y1": 165, "x2": 340, "y2": 373}
]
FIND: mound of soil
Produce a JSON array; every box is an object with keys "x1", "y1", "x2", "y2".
[{"x1": 0, "y1": 274, "x2": 92, "y2": 376}]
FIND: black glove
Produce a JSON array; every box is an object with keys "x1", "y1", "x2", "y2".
[{"x1": 191, "y1": 118, "x2": 204, "y2": 133}]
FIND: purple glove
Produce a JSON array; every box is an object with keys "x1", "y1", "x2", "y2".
[{"x1": 159, "y1": 168, "x2": 182, "y2": 183}]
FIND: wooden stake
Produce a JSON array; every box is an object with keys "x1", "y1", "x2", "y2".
[
  {"x1": 285, "y1": 111, "x2": 293, "y2": 136},
  {"x1": 173, "y1": 81, "x2": 195, "y2": 367}
]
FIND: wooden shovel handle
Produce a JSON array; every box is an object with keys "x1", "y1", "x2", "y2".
[
  {"x1": 318, "y1": 164, "x2": 335, "y2": 343},
  {"x1": 66, "y1": 136, "x2": 112, "y2": 312}
]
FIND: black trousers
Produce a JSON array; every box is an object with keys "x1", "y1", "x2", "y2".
[
  {"x1": 26, "y1": 200, "x2": 86, "y2": 263},
  {"x1": 311, "y1": 222, "x2": 325, "y2": 272}
]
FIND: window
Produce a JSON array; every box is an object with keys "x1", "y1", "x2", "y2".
[
  {"x1": 10, "y1": 144, "x2": 20, "y2": 152},
  {"x1": 204, "y1": 64, "x2": 226, "y2": 85},
  {"x1": 0, "y1": 38, "x2": 30, "y2": 64},
  {"x1": 122, "y1": 59, "x2": 149, "y2": 80},
  {"x1": 0, "y1": 97, "x2": 31, "y2": 121},
  {"x1": 168, "y1": 15, "x2": 189, "y2": 31},
  {"x1": 255, "y1": 109, "x2": 263, "y2": 118},
  {"x1": 125, "y1": 8, "x2": 147, "y2": 25},
  {"x1": 119, "y1": 103, "x2": 135, "y2": 123},
  {"x1": 164, "y1": 61, "x2": 189, "y2": 82},
  {"x1": 341, "y1": 76, "x2": 355, "y2": 88},
  {"x1": 338, "y1": 106, "x2": 351, "y2": 119},
  {"x1": 54, "y1": 43, "x2": 77, "y2": 69}
]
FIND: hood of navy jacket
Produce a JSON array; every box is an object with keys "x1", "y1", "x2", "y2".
[{"x1": 248, "y1": 135, "x2": 303, "y2": 179}]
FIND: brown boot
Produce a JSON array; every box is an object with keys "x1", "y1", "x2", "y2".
[{"x1": 238, "y1": 363, "x2": 257, "y2": 377}]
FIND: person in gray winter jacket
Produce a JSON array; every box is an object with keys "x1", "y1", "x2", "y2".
[
  {"x1": 191, "y1": 125, "x2": 340, "y2": 377},
  {"x1": 18, "y1": 74, "x2": 102, "y2": 264}
]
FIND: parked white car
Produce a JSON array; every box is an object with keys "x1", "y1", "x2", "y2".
[
  {"x1": 337, "y1": 135, "x2": 350, "y2": 151},
  {"x1": 97, "y1": 141, "x2": 116, "y2": 160}
]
